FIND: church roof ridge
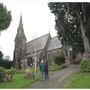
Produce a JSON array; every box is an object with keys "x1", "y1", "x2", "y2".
[
  {"x1": 51, "y1": 36, "x2": 58, "y2": 39},
  {"x1": 27, "y1": 33, "x2": 50, "y2": 43},
  {"x1": 47, "y1": 36, "x2": 62, "y2": 51},
  {"x1": 26, "y1": 32, "x2": 51, "y2": 54}
]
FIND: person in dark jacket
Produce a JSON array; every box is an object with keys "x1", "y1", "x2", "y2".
[
  {"x1": 39, "y1": 60, "x2": 45, "y2": 80},
  {"x1": 45, "y1": 61, "x2": 49, "y2": 80}
]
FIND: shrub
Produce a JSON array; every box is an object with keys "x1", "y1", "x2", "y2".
[
  {"x1": 0, "y1": 60, "x2": 13, "y2": 69},
  {"x1": 0, "y1": 67, "x2": 16, "y2": 82},
  {"x1": 0, "y1": 67, "x2": 6, "y2": 81},
  {"x1": 54, "y1": 53, "x2": 65, "y2": 65},
  {"x1": 2, "y1": 60, "x2": 13, "y2": 69},
  {"x1": 6, "y1": 68, "x2": 16, "y2": 78},
  {"x1": 80, "y1": 59, "x2": 90, "y2": 72},
  {"x1": 0, "y1": 51, "x2": 3, "y2": 59}
]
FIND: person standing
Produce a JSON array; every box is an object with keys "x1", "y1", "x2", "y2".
[
  {"x1": 45, "y1": 61, "x2": 49, "y2": 80},
  {"x1": 39, "y1": 60, "x2": 45, "y2": 80}
]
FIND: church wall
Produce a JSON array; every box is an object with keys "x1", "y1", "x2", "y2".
[{"x1": 26, "y1": 49, "x2": 46, "y2": 67}]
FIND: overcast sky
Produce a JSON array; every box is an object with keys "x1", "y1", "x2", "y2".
[
  {"x1": 0, "y1": 0, "x2": 57, "y2": 60},
  {"x1": 0, "y1": 0, "x2": 87, "y2": 60}
]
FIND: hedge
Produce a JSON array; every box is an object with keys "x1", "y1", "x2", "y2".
[
  {"x1": 80, "y1": 59, "x2": 90, "y2": 72},
  {"x1": 54, "y1": 53, "x2": 65, "y2": 65}
]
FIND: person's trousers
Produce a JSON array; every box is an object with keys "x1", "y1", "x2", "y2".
[
  {"x1": 45, "y1": 72, "x2": 49, "y2": 80},
  {"x1": 40, "y1": 72, "x2": 45, "y2": 80}
]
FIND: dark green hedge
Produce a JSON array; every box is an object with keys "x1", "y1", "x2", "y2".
[
  {"x1": 54, "y1": 53, "x2": 65, "y2": 65},
  {"x1": 80, "y1": 59, "x2": 90, "y2": 72},
  {"x1": 0, "y1": 60, "x2": 13, "y2": 69},
  {"x1": 0, "y1": 67, "x2": 6, "y2": 81}
]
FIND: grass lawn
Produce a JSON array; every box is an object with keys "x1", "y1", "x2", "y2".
[
  {"x1": 66, "y1": 72, "x2": 90, "y2": 88},
  {"x1": 49, "y1": 64, "x2": 66, "y2": 71},
  {"x1": 0, "y1": 73, "x2": 40, "y2": 88},
  {"x1": 0, "y1": 64, "x2": 66, "y2": 88}
]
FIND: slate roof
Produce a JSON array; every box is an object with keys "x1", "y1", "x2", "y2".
[
  {"x1": 26, "y1": 33, "x2": 50, "y2": 54},
  {"x1": 47, "y1": 36, "x2": 62, "y2": 51}
]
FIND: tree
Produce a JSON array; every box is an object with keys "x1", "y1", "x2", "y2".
[
  {"x1": 69, "y1": 3, "x2": 90, "y2": 58},
  {"x1": 0, "y1": 51, "x2": 3, "y2": 60},
  {"x1": 0, "y1": 3, "x2": 11, "y2": 32},
  {"x1": 0, "y1": 3, "x2": 12, "y2": 68},
  {"x1": 48, "y1": 3, "x2": 90, "y2": 58},
  {"x1": 1, "y1": 60, "x2": 13, "y2": 69},
  {"x1": 0, "y1": 51, "x2": 3, "y2": 67},
  {"x1": 54, "y1": 53, "x2": 65, "y2": 65}
]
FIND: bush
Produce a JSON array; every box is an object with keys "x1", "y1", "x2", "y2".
[
  {"x1": 54, "y1": 53, "x2": 65, "y2": 65},
  {"x1": 0, "y1": 67, "x2": 16, "y2": 82},
  {"x1": 80, "y1": 59, "x2": 90, "y2": 72},
  {"x1": 2, "y1": 60, "x2": 13, "y2": 69},
  {"x1": 0, "y1": 67, "x2": 6, "y2": 81},
  {"x1": 6, "y1": 68, "x2": 16, "y2": 78},
  {"x1": 0, "y1": 60, "x2": 13, "y2": 69}
]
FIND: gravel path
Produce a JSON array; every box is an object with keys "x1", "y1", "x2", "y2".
[{"x1": 27, "y1": 64, "x2": 78, "y2": 89}]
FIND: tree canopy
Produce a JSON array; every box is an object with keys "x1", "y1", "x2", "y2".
[
  {"x1": 48, "y1": 3, "x2": 90, "y2": 58},
  {"x1": 0, "y1": 3, "x2": 11, "y2": 32},
  {"x1": 0, "y1": 51, "x2": 3, "y2": 60}
]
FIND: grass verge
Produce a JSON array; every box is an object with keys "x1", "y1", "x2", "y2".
[
  {"x1": 49, "y1": 64, "x2": 66, "y2": 71},
  {"x1": 0, "y1": 73, "x2": 40, "y2": 88},
  {"x1": 65, "y1": 72, "x2": 90, "y2": 88}
]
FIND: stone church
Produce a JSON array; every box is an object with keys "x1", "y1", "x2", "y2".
[{"x1": 13, "y1": 15, "x2": 63, "y2": 69}]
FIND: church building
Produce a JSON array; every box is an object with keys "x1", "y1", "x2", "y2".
[{"x1": 13, "y1": 15, "x2": 63, "y2": 69}]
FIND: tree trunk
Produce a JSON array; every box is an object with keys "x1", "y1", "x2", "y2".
[
  {"x1": 67, "y1": 45, "x2": 70, "y2": 59},
  {"x1": 75, "y1": 9, "x2": 90, "y2": 58},
  {"x1": 80, "y1": 19, "x2": 90, "y2": 58}
]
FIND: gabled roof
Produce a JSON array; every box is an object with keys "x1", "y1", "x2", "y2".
[
  {"x1": 47, "y1": 36, "x2": 62, "y2": 51},
  {"x1": 26, "y1": 33, "x2": 50, "y2": 54}
]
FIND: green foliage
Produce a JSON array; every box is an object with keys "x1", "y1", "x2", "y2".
[
  {"x1": 0, "y1": 73, "x2": 40, "y2": 88},
  {"x1": 49, "y1": 64, "x2": 66, "y2": 71},
  {"x1": 0, "y1": 67, "x2": 16, "y2": 82},
  {"x1": 15, "y1": 69, "x2": 25, "y2": 74},
  {"x1": 0, "y1": 67, "x2": 6, "y2": 81},
  {"x1": 80, "y1": 59, "x2": 90, "y2": 72},
  {"x1": 0, "y1": 3, "x2": 11, "y2": 31},
  {"x1": 54, "y1": 53, "x2": 65, "y2": 65},
  {"x1": 0, "y1": 60, "x2": 13, "y2": 69},
  {"x1": 3, "y1": 60, "x2": 13, "y2": 69},
  {"x1": 0, "y1": 51, "x2": 13, "y2": 69},
  {"x1": 48, "y1": 3, "x2": 88, "y2": 58},
  {"x1": 0, "y1": 51, "x2": 3, "y2": 60},
  {"x1": 6, "y1": 68, "x2": 16, "y2": 78},
  {"x1": 66, "y1": 72, "x2": 90, "y2": 88}
]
